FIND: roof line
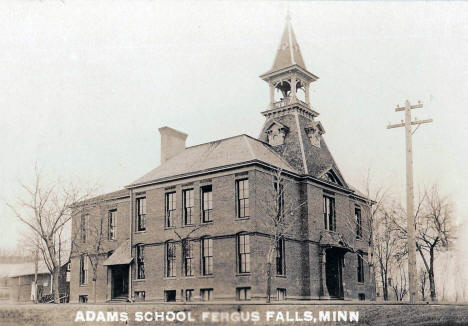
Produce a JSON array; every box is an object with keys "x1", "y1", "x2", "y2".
[
  {"x1": 287, "y1": 18, "x2": 295, "y2": 65},
  {"x1": 126, "y1": 159, "x2": 296, "y2": 189},
  {"x1": 185, "y1": 133, "x2": 257, "y2": 150}
]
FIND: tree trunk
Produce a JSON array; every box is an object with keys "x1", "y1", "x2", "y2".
[
  {"x1": 266, "y1": 262, "x2": 272, "y2": 303},
  {"x1": 429, "y1": 248, "x2": 437, "y2": 302},
  {"x1": 34, "y1": 250, "x2": 38, "y2": 303},
  {"x1": 53, "y1": 268, "x2": 60, "y2": 303},
  {"x1": 93, "y1": 278, "x2": 97, "y2": 303}
]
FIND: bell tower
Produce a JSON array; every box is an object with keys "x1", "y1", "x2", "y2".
[
  {"x1": 258, "y1": 16, "x2": 347, "y2": 186},
  {"x1": 260, "y1": 15, "x2": 319, "y2": 116}
]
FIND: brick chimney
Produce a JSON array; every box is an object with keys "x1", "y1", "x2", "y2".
[{"x1": 158, "y1": 126, "x2": 188, "y2": 163}]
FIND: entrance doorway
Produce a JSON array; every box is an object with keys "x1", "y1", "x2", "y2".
[
  {"x1": 111, "y1": 265, "x2": 129, "y2": 299},
  {"x1": 325, "y1": 248, "x2": 344, "y2": 299}
]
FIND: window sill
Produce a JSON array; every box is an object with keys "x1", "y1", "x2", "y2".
[
  {"x1": 164, "y1": 227, "x2": 176, "y2": 230},
  {"x1": 164, "y1": 276, "x2": 177, "y2": 280},
  {"x1": 79, "y1": 284, "x2": 88, "y2": 287},
  {"x1": 201, "y1": 221, "x2": 214, "y2": 225},
  {"x1": 134, "y1": 278, "x2": 146, "y2": 282},
  {"x1": 276, "y1": 274, "x2": 287, "y2": 278},
  {"x1": 198, "y1": 275, "x2": 214, "y2": 279},
  {"x1": 236, "y1": 273, "x2": 251, "y2": 276},
  {"x1": 134, "y1": 230, "x2": 147, "y2": 234},
  {"x1": 235, "y1": 217, "x2": 250, "y2": 221}
]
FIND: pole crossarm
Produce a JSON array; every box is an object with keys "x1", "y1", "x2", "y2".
[
  {"x1": 395, "y1": 103, "x2": 423, "y2": 112},
  {"x1": 387, "y1": 118, "x2": 433, "y2": 129}
]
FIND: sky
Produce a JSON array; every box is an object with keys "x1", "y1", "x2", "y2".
[{"x1": 0, "y1": 1, "x2": 467, "y2": 288}]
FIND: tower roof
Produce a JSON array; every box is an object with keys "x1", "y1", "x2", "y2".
[{"x1": 270, "y1": 16, "x2": 306, "y2": 72}]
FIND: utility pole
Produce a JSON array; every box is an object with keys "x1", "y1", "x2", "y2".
[{"x1": 387, "y1": 100, "x2": 432, "y2": 303}]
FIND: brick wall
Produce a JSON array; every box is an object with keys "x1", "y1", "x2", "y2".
[{"x1": 70, "y1": 166, "x2": 375, "y2": 303}]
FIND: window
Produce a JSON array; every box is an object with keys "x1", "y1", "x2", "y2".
[
  {"x1": 135, "y1": 291, "x2": 145, "y2": 302},
  {"x1": 274, "y1": 181, "x2": 284, "y2": 217},
  {"x1": 237, "y1": 234, "x2": 250, "y2": 273},
  {"x1": 237, "y1": 287, "x2": 251, "y2": 301},
  {"x1": 108, "y1": 210, "x2": 117, "y2": 240},
  {"x1": 358, "y1": 293, "x2": 366, "y2": 301},
  {"x1": 66, "y1": 263, "x2": 71, "y2": 282},
  {"x1": 323, "y1": 195, "x2": 335, "y2": 231},
  {"x1": 136, "y1": 244, "x2": 145, "y2": 279},
  {"x1": 183, "y1": 189, "x2": 194, "y2": 225},
  {"x1": 165, "y1": 192, "x2": 176, "y2": 227},
  {"x1": 357, "y1": 253, "x2": 364, "y2": 283},
  {"x1": 200, "y1": 288, "x2": 213, "y2": 301},
  {"x1": 165, "y1": 290, "x2": 176, "y2": 302},
  {"x1": 166, "y1": 242, "x2": 176, "y2": 277},
  {"x1": 185, "y1": 289, "x2": 194, "y2": 302},
  {"x1": 236, "y1": 179, "x2": 249, "y2": 218},
  {"x1": 79, "y1": 255, "x2": 88, "y2": 285},
  {"x1": 80, "y1": 215, "x2": 88, "y2": 242},
  {"x1": 78, "y1": 295, "x2": 88, "y2": 303},
  {"x1": 183, "y1": 240, "x2": 193, "y2": 276},
  {"x1": 277, "y1": 288, "x2": 286, "y2": 301},
  {"x1": 201, "y1": 238, "x2": 213, "y2": 275},
  {"x1": 136, "y1": 197, "x2": 146, "y2": 232},
  {"x1": 201, "y1": 185, "x2": 213, "y2": 223},
  {"x1": 276, "y1": 237, "x2": 285, "y2": 275},
  {"x1": 355, "y1": 207, "x2": 362, "y2": 239}
]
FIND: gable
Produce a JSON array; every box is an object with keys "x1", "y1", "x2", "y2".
[{"x1": 319, "y1": 168, "x2": 345, "y2": 187}]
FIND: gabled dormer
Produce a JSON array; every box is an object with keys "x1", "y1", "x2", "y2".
[
  {"x1": 265, "y1": 120, "x2": 289, "y2": 146},
  {"x1": 305, "y1": 121, "x2": 325, "y2": 148}
]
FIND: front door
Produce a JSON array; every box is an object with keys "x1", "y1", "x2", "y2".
[
  {"x1": 325, "y1": 248, "x2": 344, "y2": 298},
  {"x1": 111, "y1": 265, "x2": 129, "y2": 298}
]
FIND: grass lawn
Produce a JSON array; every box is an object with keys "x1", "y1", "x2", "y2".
[{"x1": 1, "y1": 302, "x2": 468, "y2": 325}]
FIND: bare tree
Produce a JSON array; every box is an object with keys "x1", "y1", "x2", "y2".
[
  {"x1": 342, "y1": 171, "x2": 391, "y2": 300},
  {"x1": 173, "y1": 225, "x2": 206, "y2": 302},
  {"x1": 390, "y1": 259, "x2": 409, "y2": 301},
  {"x1": 258, "y1": 166, "x2": 306, "y2": 303},
  {"x1": 418, "y1": 268, "x2": 428, "y2": 301},
  {"x1": 392, "y1": 184, "x2": 454, "y2": 302},
  {"x1": 373, "y1": 205, "x2": 401, "y2": 301},
  {"x1": 8, "y1": 166, "x2": 92, "y2": 303},
  {"x1": 72, "y1": 196, "x2": 109, "y2": 303}
]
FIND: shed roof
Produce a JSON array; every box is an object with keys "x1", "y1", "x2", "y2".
[{"x1": 103, "y1": 239, "x2": 132, "y2": 266}]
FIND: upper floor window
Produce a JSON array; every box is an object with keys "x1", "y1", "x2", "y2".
[
  {"x1": 357, "y1": 253, "x2": 365, "y2": 283},
  {"x1": 80, "y1": 215, "x2": 88, "y2": 242},
  {"x1": 323, "y1": 195, "x2": 335, "y2": 231},
  {"x1": 274, "y1": 181, "x2": 284, "y2": 217},
  {"x1": 355, "y1": 207, "x2": 362, "y2": 239},
  {"x1": 136, "y1": 197, "x2": 146, "y2": 232},
  {"x1": 108, "y1": 210, "x2": 117, "y2": 240},
  {"x1": 79, "y1": 255, "x2": 88, "y2": 285},
  {"x1": 237, "y1": 234, "x2": 250, "y2": 274},
  {"x1": 183, "y1": 240, "x2": 193, "y2": 276},
  {"x1": 165, "y1": 192, "x2": 176, "y2": 228},
  {"x1": 236, "y1": 179, "x2": 249, "y2": 218},
  {"x1": 201, "y1": 238, "x2": 213, "y2": 275},
  {"x1": 183, "y1": 189, "x2": 194, "y2": 225},
  {"x1": 201, "y1": 185, "x2": 213, "y2": 223},
  {"x1": 276, "y1": 237, "x2": 285, "y2": 275},
  {"x1": 166, "y1": 242, "x2": 176, "y2": 277},
  {"x1": 136, "y1": 244, "x2": 145, "y2": 279}
]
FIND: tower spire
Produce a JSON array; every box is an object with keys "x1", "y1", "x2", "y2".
[{"x1": 270, "y1": 15, "x2": 306, "y2": 72}]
